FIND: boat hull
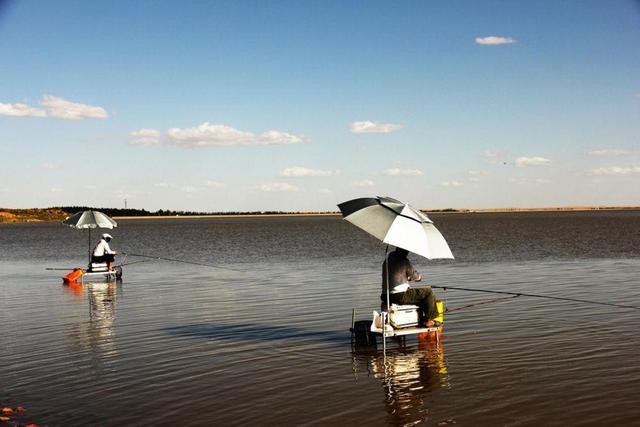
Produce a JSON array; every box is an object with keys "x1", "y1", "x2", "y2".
[{"x1": 82, "y1": 266, "x2": 123, "y2": 282}]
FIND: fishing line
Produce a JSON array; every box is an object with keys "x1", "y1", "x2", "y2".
[
  {"x1": 119, "y1": 259, "x2": 154, "y2": 267},
  {"x1": 124, "y1": 252, "x2": 242, "y2": 272},
  {"x1": 445, "y1": 295, "x2": 520, "y2": 313},
  {"x1": 430, "y1": 285, "x2": 640, "y2": 311}
]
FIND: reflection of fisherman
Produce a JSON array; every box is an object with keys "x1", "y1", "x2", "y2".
[
  {"x1": 92, "y1": 233, "x2": 117, "y2": 271},
  {"x1": 382, "y1": 247, "x2": 438, "y2": 327},
  {"x1": 352, "y1": 338, "x2": 447, "y2": 426}
]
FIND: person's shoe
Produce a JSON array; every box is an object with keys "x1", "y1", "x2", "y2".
[{"x1": 424, "y1": 320, "x2": 435, "y2": 327}]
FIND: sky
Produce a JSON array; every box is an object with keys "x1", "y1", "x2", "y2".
[{"x1": 1, "y1": 0, "x2": 639, "y2": 212}]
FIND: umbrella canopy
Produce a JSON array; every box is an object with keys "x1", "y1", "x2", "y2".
[
  {"x1": 338, "y1": 196, "x2": 454, "y2": 259},
  {"x1": 62, "y1": 210, "x2": 117, "y2": 263},
  {"x1": 63, "y1": 210, "x2": 117, "y2": 229}
]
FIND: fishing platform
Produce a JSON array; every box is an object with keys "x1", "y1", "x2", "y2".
[
  {"x1": 351, "y1": 299, "x2": 445, "y2": 351},
  {"x1": 63, "y1": 262, "x2": 123, "y2": 284}
]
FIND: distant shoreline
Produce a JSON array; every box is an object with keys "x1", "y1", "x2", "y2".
[
  {"x1": 114, "y1": 212, "x2": 341, "y2": 220},
  {"x1": 116, "y1": 205, "x2": 640, "y2": 220},
  {"x1": 1, "y1": 206, "x2": 639, "y2": 224}
]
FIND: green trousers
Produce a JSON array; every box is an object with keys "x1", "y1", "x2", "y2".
[{"x1": 386, "y1": 287, "x2": 437, "y2": 322}]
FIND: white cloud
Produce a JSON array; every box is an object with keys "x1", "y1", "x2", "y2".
[
  {"x1": 468, "y1": 170, "x2": 488, "y2": 182},
  {"x1": 155, "y1": 182, "x2": 172, "y2": 188},
  {"x1": 535, "y1": 178, "x2": 552, "y2": 184},
  {"x1": 352, "y1": 179, "x2": 375, "y2": 188},
  {"x1": 167, "y1": 123, "x2": 252, "y2": 146},
  {"x1": 130, "y1": 123, "x2": 305, "y2": 148},
  {"x1": 280, "y1": 166, "x2": 337, "y2": 177},
  {"x1": 259, "y1": 130, "x2": 304, "y2": 145},
  {"x1": 181, "y1": 186, "x2": 198, "y2": 193},
  {"x1": 350, "y1": 121, "x2": 402, "y2": 134},
  {"x1": 482, "y1": 150, "x2": 510, "y2": 164},
  {"x1": 84, "y1": 185, "x2": 97, "y2": 190},
  {"x1": 318, "y1": 188, "x2": 332, "y2": 194},
  {"x1": 475, "y1": 36, "x2": 516, "y2": 45},
  {"x1": 131, "y1": 128, "x2": 162, "y2": 145},
  {"x1": 166, "y1": 122, "x2": 304, "y2": 147},
  {"x1": 50, "y1": 187, "x2": 62, "y2": 193},
  {"x1": 0, "y1": 95, "x2": 108, "y2": 120},
  {"x1": 40, "y1": 95, "x2": 108, "y2": 120},
  {"x1": 590, "y1": 166, "x2": 640, "y2": 176},
  {"x1": 41, "y1": 162, "x2": 60, "y2": 170},
  {"x1": 515, "y1": 156, "x2": 551, "y2": 167},
  {"x1": 382, "y1": 168, "x2": 424, "y2": 177},
  {"x1": 258, "y1": 182, "x2": 299, "y2": 192},
  {"x1": 205, "y1": 180, "x2": 225, "y2": 188},
  {"x1": 483, "y1": 150, "x2": 502, "y2": 159},
  {"x1": 441, "y1": 181, "x2": 464, "y2": 187},
  {"x1": 0, "y1": 102, "x2": 46, "y2": 117},
  {"x1": 588, "y1": 149, "x2": 629, "y2": 157}
]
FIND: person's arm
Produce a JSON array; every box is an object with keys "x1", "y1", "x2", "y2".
[
  {"x1": 406, "y1": 260, "x2": 422, "y2": 282},
  {"x1": 104, "y1": 242, "x2": 116, "y2": 255}
]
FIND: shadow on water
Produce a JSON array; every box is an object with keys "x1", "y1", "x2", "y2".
[
  {"x1": 352, "y1": 336, "x2": 451, "y2": 426},
  {"x1": 163, "y1": 323, "x2": 350, "y2": 346}
]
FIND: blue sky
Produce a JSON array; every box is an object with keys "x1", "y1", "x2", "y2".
[{"x1": 1, "y1": 0, "x2": 639, "y2": 211}]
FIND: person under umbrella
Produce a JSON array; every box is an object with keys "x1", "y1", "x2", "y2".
[
  {"x1": 92, "y1": 233, "x2": 118, "y2": 272},
  {"x1": 382, "y1": 247, "x2": 439, "y2": 327}
]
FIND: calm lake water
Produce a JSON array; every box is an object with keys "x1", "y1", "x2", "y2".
[{"x1": 1, "y1": 211, "x2": 639, "y2": 426}]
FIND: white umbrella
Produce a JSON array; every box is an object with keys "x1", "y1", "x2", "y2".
[
  {"x1": 338, "y1": 196, "x2": 453, "y2": 260},
  {"x1": 63, "y1": 210, "x2": 117, "y2": 263}
]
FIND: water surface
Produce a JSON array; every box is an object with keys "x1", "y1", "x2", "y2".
[{"x1": 1, "y1": 211, "x2": 639, "y2": 425}]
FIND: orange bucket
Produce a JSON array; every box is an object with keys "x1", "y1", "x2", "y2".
[{"x1": 63, "y1": 268, "x2": 84, "y2": 283}]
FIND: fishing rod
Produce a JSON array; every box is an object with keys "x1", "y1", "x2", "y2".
[
  {"x1": 119, "y1": 259, "x2": 153, "y2": 267},
  {"x1": 123, "y1": 252, "x2": 242, "y2": 272},
  {"x1": 430, "y1": 285, "x2": 640, "y2": 311}
]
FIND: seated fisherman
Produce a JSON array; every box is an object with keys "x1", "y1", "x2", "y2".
[
  {"x1": 91, "y1": 233, "x2": 117, "y2": 272},
  {"x1": 382, "y1": 247, "x2": 438, "y2": 327}
]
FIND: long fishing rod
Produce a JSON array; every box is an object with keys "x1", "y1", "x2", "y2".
[
  {"x1": 430, "y1": 285, "x2": 640, "y2": 310},
  {"x1": 119, "y1": 259, "x2": 153, "y2": 267},
  {"x1": 124, "y1": 252, "x2": 242, "y2": 272}
]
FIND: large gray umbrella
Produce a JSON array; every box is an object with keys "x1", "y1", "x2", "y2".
[
  {"x1": 338, "y1": 196, "x2": 453, "y2": 260},
  {"x1": 63, "y1": 210, "x2": 117, "y2": 263}
]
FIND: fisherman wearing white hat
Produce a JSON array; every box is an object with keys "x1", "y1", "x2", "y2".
[{"x1": 92, "y1": 233, "x2": 118, "y2": 272}]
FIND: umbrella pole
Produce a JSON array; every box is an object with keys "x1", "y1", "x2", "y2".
[
  {"x1": 88, "y1": 228, "x2": 91, "y2": 265},
  {"x1": 383, "y1": 245, "x2": 390, "y2": 355}
]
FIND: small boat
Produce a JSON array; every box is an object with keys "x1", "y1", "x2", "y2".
[
  {"x1": 61, "y1": 209, "x2": 122, "y2": 284},
  {"x1": 63, "y1": 264, "x2": 123, "y2": 284}
]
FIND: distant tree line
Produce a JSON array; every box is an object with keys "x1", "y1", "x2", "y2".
[{"x1": 51, "y1": 206, "x2": 338, "y2": 217}]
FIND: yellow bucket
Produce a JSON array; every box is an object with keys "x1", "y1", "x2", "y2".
[{"x1": 434, "y1": 300, "x2": 444, "y2": 324}]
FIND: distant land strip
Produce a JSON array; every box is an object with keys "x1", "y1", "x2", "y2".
[{"x1": 1, "y1": 205, "x2": 639, "y2": 224}]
